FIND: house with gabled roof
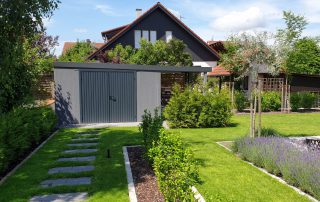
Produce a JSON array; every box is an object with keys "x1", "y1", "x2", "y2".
[
  {"x1": 87, "y1": 2, "x2": 221, "y2": 106},
  {"x1": 88, "y1": 2, "x2": 220, "y2": 68}
]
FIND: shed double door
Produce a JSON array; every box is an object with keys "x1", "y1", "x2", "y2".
[{"x1": 80, "y1": 71, "x2": 136, "y2": 123}]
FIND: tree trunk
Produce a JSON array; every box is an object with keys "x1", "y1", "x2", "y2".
[
  {"x1": 249, "y1": 92, "x2": 254, "y2": 137},
  {"x1": 258, "y1": 80, "x2": 262, "y2": 137},
  {"x1": 253, "y1": 90, "x2": 257, "y2": 137}
]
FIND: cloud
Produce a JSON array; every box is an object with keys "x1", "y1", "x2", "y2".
[
  {"x1": 95, "y1": 4, "x2": 115, "y2": 16},
  {"x1": 74, "y1": 28, "x2": 88, "y2": 33},
  {"x1": 211, "y1": 7, "x2": 266, "y2": 32},
  {"x1": 43, "y1": 17, "x2": 55, "y2": 27},
  {"x1": 300, "y1": 0, "x2": 320, "y2": 24}
]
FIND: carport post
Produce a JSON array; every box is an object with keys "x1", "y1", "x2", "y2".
[{"x1": 203, "y1": 72, "x2": 208, "y2": 84}]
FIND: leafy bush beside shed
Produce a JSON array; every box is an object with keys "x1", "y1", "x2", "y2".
[
  {"x1": 0, "y1": 107, "x2": 56, "y2": 177},
  {"x1": 164, "y1": 84, "x2": 232, "y2": 128}
]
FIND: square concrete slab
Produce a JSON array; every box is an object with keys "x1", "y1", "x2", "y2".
[
  {"x1": 48, "y1": 166, "x2": 95, "y2": 174},
  {"x1": 71, "y1": 138, "x2": 99, "y2": 142},
  {"x1": 29, "y1": 192, "x2": 88, "y2": 202},
  {"x1": 57, "y1": 156, "x2": 96, "y2": 162},
  {"x1": 75, "y1": 133, "x2": 99, "y2": 137},
  {"x1": 67, "y1": 143, "x2": 98, "y2": 147},
  {"x1": 62, "y1": 149, "x2": 98, "y2": 154},
  {"x1": 41, "y1": 177, "x2": 91, "y2": 188}
]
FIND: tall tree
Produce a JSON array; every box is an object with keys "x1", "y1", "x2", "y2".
[
  {"x1": 274, "y1": 11, "x2": 308, "y2": 73},
  {"x1": 0, "y1": 0, "x2": 60, "y2": 113},
  {"x1": 287, "y1": 38, "x2": 320, "y2": 74}
]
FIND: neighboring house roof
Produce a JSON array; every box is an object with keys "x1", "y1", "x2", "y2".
[
  {"x1": 88, "y1": 2, "x2": 220, "y2": 60},
  {"x1": 208, "y1": 65, "x2": 231, "y2": 77},
  {"x1": 208, "y1": 41, "x2": 226, "y2": 53},
  {"x1": 206, "y1": 41, "x2": 230, "y2": 76},
  {"x1": 101, "y1": 24, "x2": 129, "y2": 41},
  {"x1": 62, "y1": 42, "x2": 105, "y2": 55}
]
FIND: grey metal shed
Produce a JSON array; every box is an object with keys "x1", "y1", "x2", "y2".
[{"x1": 54, "y1": 62, "x2": 211, "y2": 125}]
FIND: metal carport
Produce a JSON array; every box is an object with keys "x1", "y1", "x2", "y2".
[{"x1": 54, "y1": 62, "x2": 211, "y2": 126}]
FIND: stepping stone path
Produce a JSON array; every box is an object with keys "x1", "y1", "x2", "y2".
[
  {"x1": 67, "y1": 143, "x2": 98, "y2": 147},
  {"x1": 71, "y1": 138, "x2": 99, "y2": 142},
  {"x1": 63, "y1": 149, "x2": 97, "y2": 154},
  {"x1": 48, "y1": 166, "x2": 95, "y2": 174},
  {"x1": 30, "y1": 192, "x2": 88, "y2": 202},
  {"x1": 57, "y1": 156, "x2": 96, "y2": 162},
  {"x1": 30, "y1": 132, "x2": 101, "y2": 202}
]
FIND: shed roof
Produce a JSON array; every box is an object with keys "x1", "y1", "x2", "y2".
[{"x1": 54, "y1": 62, "x2": 212, "y2": 73}]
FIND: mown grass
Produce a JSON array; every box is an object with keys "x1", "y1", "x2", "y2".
[
  {"x1": 0, "y1": 127, "x2": 142, "y2": 202},
  {"x1": 0, "y1": 113, "x2": 319, "y2": 201}
]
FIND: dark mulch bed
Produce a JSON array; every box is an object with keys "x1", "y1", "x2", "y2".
[{"x1": 127, "y1": 146, "x2": 164, "y2": 202}]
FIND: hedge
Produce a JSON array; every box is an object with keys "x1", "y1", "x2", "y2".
[
  {"x1": 163, "y1": 84, "x2": 232, "y2": 128},
  {"x1": 290, "y1": 92, "x2": 318, "y2": 111},
  {"x1": 0, "y1": 106, "x2": 57, "y2": 176},
  {"x1": 235, "y1": 90, "x2": 249, "y2": 112},
  {"x1": 261, "y1": 91, "x2": 281, "y2": 112},
  {"x1": 139, "y1": 109, "x2": 199, "y2": 201}
]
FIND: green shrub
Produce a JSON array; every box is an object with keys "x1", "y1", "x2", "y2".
[
  {"x1": 198, "y1": 89, "x2": 232, "y2": 127},
  {"x1": 290, "y1": 92, "x2": 318, "y2": 111},
  {"x1": 235, "y1": 91, "x2": 249, "y2": 111},
  {"x1": 149, "y1": 130, "x2": 199, "y2": 201},
  {"x1": 0, "y1": 107, "x2": 56, "y2": 176},
  {"x1": 139, "y1": 108, "x2": 163, "y2": 151},
  {"x1": 261, "y1": 91, "x2": 281, "y2": 112},
  {"x1": 300, "y1": 92, "x2": 317, "y2": 109},
  {"x1": 164, "y1": 84, "x2": 232, "y2": 128},
  {"x1": 290, "y1": 93, "x2": 300, "y2": 111},
  {"x1": 140, "y1": 110, "x2": 200, "y2": 201},
  {"x1": 261, "y1": 128, "x2": 280, "y2": 137}
]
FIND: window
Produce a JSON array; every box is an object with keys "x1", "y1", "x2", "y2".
[
  {"x1": 150, "y1": 31, "x2": 157, "y2": 44},
  {"x1": 142, "y1": 30, "x2": 149, "y2": 41},
  {"x1": 134, "y1": 30, "x2": 141, "y2": 48},
  {"x1": 166, "y1": 31, "x2": 173, "y2": 42}
]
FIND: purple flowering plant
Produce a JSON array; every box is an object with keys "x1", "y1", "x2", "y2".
[{"x1": 234, "y1": 136, "x2": 320, "y2": 200}]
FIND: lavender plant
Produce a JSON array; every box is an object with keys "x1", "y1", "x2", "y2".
[{"x1": 234, "y1": 137, "x2": 320, "y2": 200}]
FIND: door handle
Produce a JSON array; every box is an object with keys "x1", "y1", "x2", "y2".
[{"x1": 109, "y1": 96, "x2": 117, "y2": 102}]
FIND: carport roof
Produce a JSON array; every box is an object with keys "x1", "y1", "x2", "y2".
[{"x1": 54, "y1": 62, "x2": 212, "y2": 73}]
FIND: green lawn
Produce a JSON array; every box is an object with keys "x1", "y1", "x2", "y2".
[
  {"x1": 0, "y1": 113, "x2": 319, "y2": 202},
  {"x1": 0, "y1": 127, "x2": 142, "y2": 202}
]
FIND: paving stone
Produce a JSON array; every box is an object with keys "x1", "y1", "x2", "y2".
[
  {"x1": 67, "y1": 143, "x2": 98, "y2": 147},
  {"x1": 75, "y1": 133, "x2": 99, "y2": 137},
  {"x1": 48, "y1": 166, "x2": 95, "y2": 174},
  {"x1": 29, "y1": 192, "x2": 88, "y2": 202},
  {"x1": 40, "y1": 177, "x2": 91, "y2": 188},
  {"x1": 63, "y1": 149, "x2": 97, "y2": 154},
  {"x1": 71, "y1": 138, "x2": 99, "y2": 142},
  {"x1": 57, "y1": 156, "x2": 96, "y2": 162}
]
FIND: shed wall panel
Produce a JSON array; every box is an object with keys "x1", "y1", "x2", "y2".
[
  {"x1": 54, "y1": 68, "x2": 80, "y2": 125},
  {"x1": 137, "y1": 72, "x2": 161, "y2": 121}
]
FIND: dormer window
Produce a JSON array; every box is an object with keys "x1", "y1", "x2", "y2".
[
  {"x1": 142, "y1": 30, "x2": 149, "y2": 41},
  {"x1": 135, "y1": 30, "x2": 158, "y2": 48},
  {"x1": 134, "y1": 30, "x2": 142, "y2": 48},
  {"x1": 166, "y1": 31, "x2": 173, "y2": 42}
]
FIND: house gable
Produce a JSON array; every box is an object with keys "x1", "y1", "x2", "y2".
[{"x1": 88, "y1": 3, "x2": 220, "y2": 62}]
